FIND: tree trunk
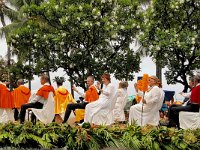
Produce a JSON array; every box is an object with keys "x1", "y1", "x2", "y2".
[
  {"x1": 0, "y1": 13, "x2": 13, "y2": 90},
  {"x1": 70, "y1": 80, "x2": 74, "y2": 98},
  {"x1": 156, "y1": 61, "x2": 162, "y2": 82}
]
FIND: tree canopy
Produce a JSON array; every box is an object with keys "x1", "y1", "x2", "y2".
[
  {"x1": 139, "y1": 0, "x2": 200, "y2": 91},
  {"x1": 9, "y1": 0, "x2": 142, "y2": 89}
]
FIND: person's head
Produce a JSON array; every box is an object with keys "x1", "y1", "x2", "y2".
[
  {"x1": 119, "y1": 81, "x2": 128, "y2": 89},
  {"x1": 194, "y1": 74, "x2": 200, "y2": 86},
  {"x1": 101, "y1": 73, "x2": 111, "y2": 85},
  {"x1": 56, "y1": 80, "x2": 63, "y2": 87},
  {"x1": 40, "y1": 74, "x2": 50, "y2": 85},
  {"x1": 148, "y1": 75, "x2": 162, "y2": 88},
  {"x1": 2, "y1": 80, "x2": 9, "y2": 86},
  {"x1": 17, "y1": 79, "x2": 24, "y2": 86},
  {"x1": 189, "y1": 77, "x2": 195, "y2": 89},
  {"x1": 86, "y1": 76, "x2": 95, "y2": 87}
]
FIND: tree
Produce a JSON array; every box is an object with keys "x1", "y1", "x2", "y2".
[
  {"x1": 139, "y1": 0, "x2": 200, "y2": 91},
  {"x1": 0, "y1": 0, "x2": 46, "y2": 88},
  {"x1": 9, "y1": 0, "x2": 142, "y2": 90}
]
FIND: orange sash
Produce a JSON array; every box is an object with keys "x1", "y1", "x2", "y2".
[
  {"x1": 12, "y1": 86, "x2": 31, "y2": 108},
  {"x1": 36, "y1": 85, "x2": 55, "y2": 99},
  {"x1": 0, "y1": 84, "x2": 14, "y2": 108},
  {"x1": 85, "y1": 86, "x2": 99, "y2": 102}
]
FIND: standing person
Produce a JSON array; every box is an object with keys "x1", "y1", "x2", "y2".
[
  {"x1": 113, "y1": 81, "x2": 128, "y2": 122},
  {"x1": 54, "y1": 77, "x2": 76, "y2": 123},
  {"x1": 168, "y1": 76, "x2": 198, "y2": 128},
  {"x1": 12, "y1": 79, "x2": 31, "y2": 121},
  {"x1": 129, "y1": 76, "x2": 164, "y2": 126},
  {"x1": 20, "y1": 74, "x2": 55, "y2": 124},
  {"x1": 0, "y1": 80, "x2": 14, "y2": 123},
  {"x1": 84, "y1": 73, "x2": 117, "y2": 125},
  {"x1": 62, "y1": 76, "x2": 99, "y2": 123}
]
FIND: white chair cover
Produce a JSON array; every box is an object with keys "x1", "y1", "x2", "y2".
[
  {"x1": 179, "y1": 109, "x2": 200, "y2": 129},
  {"x1": 32, "y1": 92, "x2": 54, "y2": 124},
  {"x1": 113, "y1": 89, "x2": 128, "y2": 122},
  {"x1": 0, "y1": 108, "x2": 14, "y2": 123}
]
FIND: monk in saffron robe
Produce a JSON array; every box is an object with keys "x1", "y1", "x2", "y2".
[
  {"x1": 12, "y1": 79, "x2": 31, "y2": 121},
  {"x1": 54, "y1": 79, "x2": 76, "y2": 123},
  {"x1": 0, "y1": 81, "x2": 14, "y2": 108},
  {"x1": 0, "y1": 80, "x2": 14, "y2": 123},
  {"x1": 20, "y1": 74, "x2": 55, "y2": 124},
  {"x1": 63, "y1": 76, "x2": 99, "y2": 123}
]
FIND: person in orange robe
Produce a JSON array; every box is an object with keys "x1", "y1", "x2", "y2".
[
  {"x1": 54, "y1": 79, "x2": 76, "y2": 123},
  {"x1": 12, "y1": 79, "x2": 31, "y2": 121},
  {"x1": 63, "y1": 76, "x2": 99, "y2": 123},
  {"x1": 0, "y1": 80, "x2": 14, "y2": 123},
  {"x1": 19, "y1": 74, "x2": 55, "y2": 124},
  {"x1": 0, "y1": 80, "x2": 14, "y2": 109}
]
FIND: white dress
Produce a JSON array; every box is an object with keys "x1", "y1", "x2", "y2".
[
  {"x1": 129, "y1": 86, "x2": 164, "y2": 126},
  {"x1": 113, "y1": 88, "x2": 128, "y2": 122},
  {"x1": 84, "y1": 83, "x2": 117, "y2": 125}
]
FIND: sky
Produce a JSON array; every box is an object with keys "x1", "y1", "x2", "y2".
[{"x1": 0, "y1": 20, "x2": 185, "y2": 101}]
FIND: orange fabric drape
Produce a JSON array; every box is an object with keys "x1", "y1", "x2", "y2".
[
  {"x1": 12, "y1": 85, "x2": 31, "y2": 108},
  {"x1": 36, "y1": 85, "x2": 55, "y2": 99},
  {"x1": 0, "y1": 84, "x2": 14, "y2": 108},
  {"x1": 85, "y1": 86, "x2": 99, "y2": 102}
]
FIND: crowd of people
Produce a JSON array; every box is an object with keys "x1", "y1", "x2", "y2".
[{"x1": 0, "y1": 73, "x2": 199, "y2": 128}]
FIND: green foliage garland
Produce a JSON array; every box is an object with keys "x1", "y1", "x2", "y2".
[{"x1": 0, "y1": 122, "x2": 199, "y2": 149}]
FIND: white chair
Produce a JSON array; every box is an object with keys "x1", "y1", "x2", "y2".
[
  {"x1": 179, "y1": 109, "x2": 200, "y2": 129},
  {"x1": 0, "y1": 108, "x2": 14, "y2": 123},
  {"x1": 32, "y1": 92, "x2": 55, "y2": 124},
  {"x1": 113, "y1": 92, "x2": 128, "y2": 122}
]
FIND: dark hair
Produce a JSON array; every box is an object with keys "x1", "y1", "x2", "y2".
[
  {"x1": 194, "y1": 74, "x2": 200, "y2": 83},
  {"x1": 101, "y1": 73, "x2": 111, "y2": 82},
  {"x1": 56, "y1": 80, "x2": 63, "y2": 86},
  {"x1": 41, "y1": 74, "x2": 50, "y2": 82}
]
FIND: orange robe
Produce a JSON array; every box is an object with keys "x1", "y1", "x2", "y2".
[
  {"x1": 36, "y1": 85, "x2": 55, "y2": 99},
  {"x1": 0, "y1": 83, "x2": 14, "y2": 108},
  {"x1": 54, "y1": 86, "x2": 76, "y2": 114},
  {"x1": 75, "y1": 85, "x2": 99, "y2": 121},
  {"x1": 12, "y1": 85, "x2": 31, "y2": 109},
  {"x1": 85, "y1": 85, "x2": 99, "y2": 102}
]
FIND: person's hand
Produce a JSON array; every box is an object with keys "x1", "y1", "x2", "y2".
[
  {"x1": 96, "y1": 81, "x2": 101, "y2": 90},
  {"x1": 72, "y1": 85, "x2": 78, "y2": 92},
  {"x1": 134, "y1": 83, "x2": 138, "y2": 92},
  {"x1": 179, "y1": 92, "x2": 183, "y2": 95},
  {"x1": 142, "y1": 99, "x2": 146, "y2": 104}
]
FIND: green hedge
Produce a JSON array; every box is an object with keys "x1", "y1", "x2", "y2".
[{"x1": 0, "y1": 122, "x2": 199, "y2": 149}]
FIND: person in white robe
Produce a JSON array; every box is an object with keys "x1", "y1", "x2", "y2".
[
  {"x1": 129, "y1": 75, "x2": 164, "y2": 126},
  {"x1": 84, "y1": 73, "x2": 117, "y2": 125},
  {"x1": 113, "y1": 81, "x2": 128, "y2": 122}
]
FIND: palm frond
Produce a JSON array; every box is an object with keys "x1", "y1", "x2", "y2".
[
  {"x1": 2, "y1": 5, "x2": 19, "y2": 22},
  {"x1": 0, "y1": 19, "x2": 28, "y2": 38}
]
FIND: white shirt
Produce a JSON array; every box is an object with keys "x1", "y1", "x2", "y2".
[{"x1": 30, "y1": 83, "x2": 50, "y2": 104}]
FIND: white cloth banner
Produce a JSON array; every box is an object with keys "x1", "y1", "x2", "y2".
[{"x1": 179, "y1": 110, "x2": 200, "y2": 129}]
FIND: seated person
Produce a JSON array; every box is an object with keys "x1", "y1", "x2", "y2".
[
  {"x1": 54, "y1": 77, "x2": 76, "y2": 123},
  {"x1": 62, "y1": 76, "x2": 99, "y2": 123},
  {"x1": 169, "y1": 75, "x2": 200, "y2": 128},
  {"x1": 129, "y1": 76, "x2": 164, "y2": 126},
  {"x1": 113, "y1": 81, "x2": 128, "y2": 122},
  {"x1": 12, "y1": 79, "x2": 31, "y2": 121},
  {"x1": 168, "y1": 77, "x2": 197, "y2": 128},
  {"x1": 20, "y1": 74, "x2": 55, "y2": 124},
  {"x1": 0, "y1": 80, "x2": 14, "y2": 123},
  {"x1": 84, "y1": 73, "x2": 117, "y2": 125}
]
